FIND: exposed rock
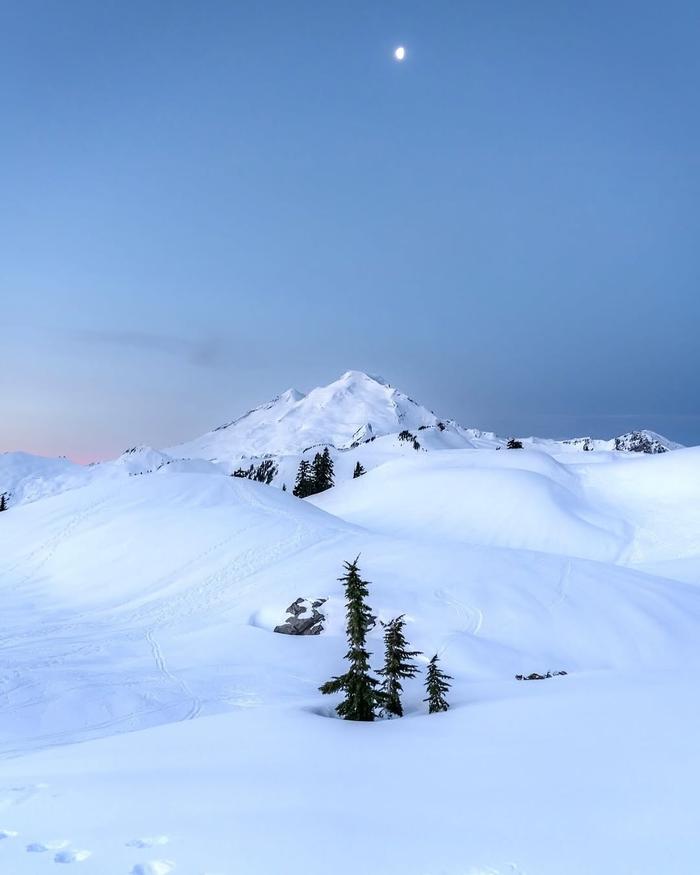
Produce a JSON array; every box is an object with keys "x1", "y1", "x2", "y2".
[
  {"x1": 562, "y1": 437, "x2": 595, "y2": 452},
  {"x1": 562, "y1": 430, "x2": 681, "y2": 454},
  {"x1": 515, "y1": 671, "x2": 567, "y2": 681},
  {"x1": 614, "y1": 431, "x2": 672, "y2": 454},
  {"x1": 274, "y1": 598, "x2": 327, "y2": 635}
]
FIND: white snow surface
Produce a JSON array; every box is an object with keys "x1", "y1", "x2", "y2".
[{"x1": 1, "y1": 375, "x2": 700, "y2": 873}]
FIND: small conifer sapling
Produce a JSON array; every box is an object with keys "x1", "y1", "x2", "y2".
[
  {"x1": 377, "y1": 615, "x2": 421, "y2": 717},
  {"x1": 424, "y1": 653, "x2": 452, "y2": 714}
]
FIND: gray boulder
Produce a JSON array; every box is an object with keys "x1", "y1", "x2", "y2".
[{"x1": 274, "y1": 598, "x2": 327, "y2": 635}]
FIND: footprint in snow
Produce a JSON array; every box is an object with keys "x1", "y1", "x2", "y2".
[
  {"x1": 130, "y1": 862, "x2": 176, "y2": 875},
  {"x1": 27, "y1": 840, "x2": 70, "y2": 852},
  {"x1": 126, "y1": 835, "x2": 170, "y2": 848},
  {"x1": 54, "y1": 849, "x2": 92, "y2": 863},
  {"x1": 0, "y1": 829, "x2": 19, "y2": 839}
]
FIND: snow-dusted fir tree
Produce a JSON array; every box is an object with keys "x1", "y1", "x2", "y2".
[
  {"x1": 424, "y1": 653, "x2": 452, "y2": 714},
  {"x1": 353, "y1": 461, "x2": 366, "y2": 478},
  {"x1": 311, "y1": 447, "x2": 334, "y2": 493},
  {"x1": 293, "y1": 460, "x2": 313, "y2": 497},
  {"x1": 377, "y1": 615, "x2": 421, "y2": 717},
  {"x1": 320, "y1": 557, "x2": 380, "y2": 721}
]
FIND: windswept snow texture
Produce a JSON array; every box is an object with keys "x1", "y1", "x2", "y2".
[{"x1": 1, "y1": 377, "x2": 699, "y2": 874}]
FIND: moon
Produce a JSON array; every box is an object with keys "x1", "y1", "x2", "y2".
[{"x1": 394, "y1": 46, "x2": 406, "y2": 61}]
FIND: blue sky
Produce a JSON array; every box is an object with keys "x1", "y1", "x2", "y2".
[{"x1": 2, "y1": 0, "x2": 699, "y2": 460}]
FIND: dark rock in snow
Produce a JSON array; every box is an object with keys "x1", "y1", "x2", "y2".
[
  {"x1": 614, "y1": 431, "x2": 671, "y2": 454},
  {"x1": 515, "y1": 671, "x2": 568, "y2": 681},
  {"x1": 274, "y1": 598, "x2": 327, "y2": 635}
]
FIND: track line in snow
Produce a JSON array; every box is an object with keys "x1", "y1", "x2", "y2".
[
  {"x1": 434, "y1": 587, "x2": 483, "y2": 636},
  {"x1": 2, "y1": 496, "x2": 113, "y2": 590},
  {"x1": 146, "y1": 630, "x2": 201, "y2": 721},
  {"x1": 551, "y1": 559, "x2": 573, "y2": 608}
]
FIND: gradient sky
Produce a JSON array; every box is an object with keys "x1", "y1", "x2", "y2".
[{"x1": 2, "y1": 0, "x2": 699, "y2": 461}]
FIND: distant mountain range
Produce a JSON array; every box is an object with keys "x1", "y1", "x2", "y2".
[
  {"x1": 166, "y1": 370, "x2": 682, "y2": 461},
  {"x1": 0, "y1": 370, "x2": 684, "y2": 508}
]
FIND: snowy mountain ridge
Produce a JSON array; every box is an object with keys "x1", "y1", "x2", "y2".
[
  {"x1": 166, "y1": 370, "x2": 682, "y2": 463},
  {"x1": 0, "y1": 372, "x2": 685, "y2": 509},
  {"x1": 166, "y1": 370, "x2": 440, "y2": 460}
]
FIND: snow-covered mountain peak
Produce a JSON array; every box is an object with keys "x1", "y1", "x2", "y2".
[
  {"x1": 164, "y1": 371, "x2": 685, "y2": 466},
  {"x1": 166, "y1": 372, "x2": 440, "y2": 461},
  {"x1": 337, "y1": 369, "x2": 390, "y2": 387},
  {"x1": 278, "y1": 387, "x2": 306, "y2": 404}
]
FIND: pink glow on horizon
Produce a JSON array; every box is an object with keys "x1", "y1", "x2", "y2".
[{"x1": 0, "y1": 442, "x2": 118, "y2": 466}]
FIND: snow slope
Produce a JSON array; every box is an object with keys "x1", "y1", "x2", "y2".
[
  {"x1": 1, "y1": 371, "x2": 698, "y2": 874},
  {"x1": 0, "y1": 452, "x2": 92, "y2": 506},
  {"x1": 2, "y1": 444, "x2": 700, "y2": 872}
]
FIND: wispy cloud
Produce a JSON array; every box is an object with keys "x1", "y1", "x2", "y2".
[{"x1": 75, "y1": 329, "x2": 236, "y2": 369}]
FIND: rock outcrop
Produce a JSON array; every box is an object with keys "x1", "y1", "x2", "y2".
[{"x1": 274, "y1": 598, "x2": 327, "y2": 635}]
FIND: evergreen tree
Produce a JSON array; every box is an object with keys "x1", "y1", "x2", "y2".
[
  {"x1": 377, "y1": 615, "x2": 421, "y2": 717},
  {"x1": 252, "y1": 459, "x2": 277, "y2": 485},
  {"x1": 282, "y1": 483, "x2": 287, "y2": 492},
  {"x1": 293, "y1": 460, "x2": 313, "y2": 497},
  {"x1": 232, "y1": 464, "x2": 254, "y2": 478},
  {"x1": 320, "y1": 557, "x2": 380, "y2": 721},
  {"x1": 507, "y1": 438, "x2": 523, "y2": 449},
  {"x1": 0, "y1": 494, "x2": 6, "y2": 512},
  {"x1": 353, "y1": 461, "x2": 366, "y2": 479},
  {"x1": 311, "y1": 447, "x2": 334, "y2": 493},
  {"x1": 423, "y1": 653, "x2": 452, "y2": 714}
]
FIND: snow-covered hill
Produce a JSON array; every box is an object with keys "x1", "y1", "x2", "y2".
[
  {"x1": 2, "y1": 441, "x2": 700, "y2": 872},
  {"x1": 1, "y1": 371, "x2": 698, "y2": 873}
]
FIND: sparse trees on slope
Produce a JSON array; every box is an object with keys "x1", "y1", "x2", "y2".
[
  {"x1": 311, "y1": 447, "x2": 334, "y2": 493},
  {"x1": 232, "y1": 460, "x2": 278, "y2": 485},
  {"x1": 353, "y1": 461, "x2": 366, "y2": 479},
  {"x1": 293, "y1": 460, "x2": 313, "y2": 497},
  {"x1": 377, "y1": 615, "x2": 421, "y2": 717},
  {"x1": 233, "y1": 464, "x2": 254, "y2": 478},
  {"x1": 424, "y1": 653, "x2": 452, "y2": 714},
  {"x1": 320, "y1": 557, "x2": 380, "y2": 721},
  {"x1": 0, "y1": 494, "x2": 6, "y2": 512},
  {"x1": 252, "y1": 459, "x2": 277, "y2": 485}
]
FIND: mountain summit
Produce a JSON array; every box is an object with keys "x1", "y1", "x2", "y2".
[{"x1": 167, "y1": 371, "x2": 440, "y2": 460}]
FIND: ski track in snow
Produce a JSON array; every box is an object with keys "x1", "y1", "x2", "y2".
[
  {"x1": 0, "y1": 477, "x2": 348, "y2": 756},
  {"x1": 146, "y1": 630, "x2": 201, "y2": 721},
  {"x1": 551, "y1": 559, "x2": 572, "y2": 608},
  {"x1": 4, "y1": 496, "x2": 113, "y2": 590},
  {"x1": 434, "y1": 586, "x2": 483, "y2": 645}
]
